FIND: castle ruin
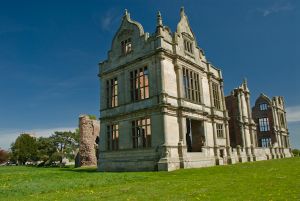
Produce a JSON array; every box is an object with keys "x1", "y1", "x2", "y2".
[{"x1": 78, "y1": 115, "x2": 100, "y2": 167}]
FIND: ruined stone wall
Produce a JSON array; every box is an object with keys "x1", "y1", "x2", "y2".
[
  {"x1": 252, "y1": 94, "x2": 276, "y2": 147},
  {"x1": 225, "y1": 94, "x2": 240, "y2": 148},
  {"x1": 79, "y1": 115, "x2": 100, "y2": 167}
]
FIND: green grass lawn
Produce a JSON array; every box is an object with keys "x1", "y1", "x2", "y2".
[{"x1": 0, "y1": 158, "x2": 299, "y2": 201}]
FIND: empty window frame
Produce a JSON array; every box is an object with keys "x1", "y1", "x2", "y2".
[
  {"x1": 106, "y1": 77, "x2": 118, "y2": 108},
  {"x1": 258, "y1": 118, "x2": 270, "y2": 132},
  {"x1": 107, "y1": 124, "x2": 119, "y2": 151},
  {"x1": 261, "y1": 138, "x2": 272, "y2": 148},
  {"x1": 121, "y1": 38, "x2": 132, "y2": 54},
  {"x1": 212, "y1": 82, "x2": 221, "y2": 109},
  {"x1": 184, "y1": 39, "x2": 193, "y2": 54},
  {"x1": 130, "y1": 67, "x2": 149, "y2": 101},
  {"x1": 182, "y1": 67, "x2": 202, "y2": 103},
  {"x1": 132, "y1": 117, "x2": 151, "y2": 148},
  {"x1": 216, "y1": 123, "x2": 224, "y2": 138},
  {"x1": 219, "y1": 149, "x2": 224, "y2": 158},
  {"x1": 259, "y1": 103, "x2": 268, "y2": 111},
  {"x1": 279, "y1": 113, "x2": 285, "y2": 127},
  {"x1": 283, "y1": 136, "x2": 288, "y2": 148}
]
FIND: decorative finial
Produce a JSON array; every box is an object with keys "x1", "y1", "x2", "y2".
[
  {"x1": 123, "y1": 9, "x2": 130, "y2": 19},
  {"x1": 157, "y1": 11, "x2": 163, "y2": 26},
  {"x1": 180, "y1": 7, "x2": 185, "y2": 17},
  {"x1": 243, "y1": 77, "x2": 247, "y2": 85}
]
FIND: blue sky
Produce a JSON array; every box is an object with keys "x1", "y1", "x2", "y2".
[{"x1": 0, "y1": 0, "x2": 299, "y2": 149}]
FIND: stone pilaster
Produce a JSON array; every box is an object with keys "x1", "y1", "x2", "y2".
[{"x1": 174, "y1": 62, "x2": 187, "y2": 168}]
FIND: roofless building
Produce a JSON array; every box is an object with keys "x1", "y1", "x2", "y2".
[{"x1": 98, "y1": 8, "x2": 292, "y2": 171}]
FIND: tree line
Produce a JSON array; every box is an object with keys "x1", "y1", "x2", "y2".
[
  {"x1": 0, "y1": 130, "x2": 79, "y2": 166},
  {"x1": 292, "y1": 149, "x2": 300, "y2": 157}
]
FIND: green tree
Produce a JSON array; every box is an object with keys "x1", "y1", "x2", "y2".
[
  {"x1": 74, "y1": 128, "x2": 80, "y2": 144},
  {"x1": 11, "y1": 134, "x2": 38, "y2": 165},
  {"x1": 292, "y1": 149, "x2": 300, "y2": 157},
  {"x1": 36, "y1": 137, "x2": 57, "y2": 164},
  {"x1": 88, "y1": 115, "x2": 97, "y2": 120},
  {"x1": 50, "y1": 131, "x2": 79, "y2": 164}
]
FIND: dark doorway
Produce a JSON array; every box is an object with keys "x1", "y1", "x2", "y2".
[{"x1": 186, "y1": 119, "x2": 205, "y2": 152}]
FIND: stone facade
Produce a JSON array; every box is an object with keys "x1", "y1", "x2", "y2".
[
  {"x1": 78, "y1": 115, "x2": 100, "y2": 167},
  {"x1": 252, "y1": 94, "x2": 292, "y2": 158},
  {"x1": 224, "y1": 81, "x2": 292, "y2": 162},
  {"x1": 97, "y1": 8, "x2": 292, "y2": 172},
  {"x1": 225, "y1": 80, "x2": 257, "y2": 162}
]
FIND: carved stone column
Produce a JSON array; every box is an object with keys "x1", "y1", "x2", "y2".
[
  {"x1": 207, "y1": 71, "x2": 219, "y2": 162},
  {"x1": 174, "y1": 62, "x2": 187, "y2": 168},
  {"x1": 220, "y1": 82, "x2": 233, "y2": 163},
  {"x1": 245, "y1": 93, "x2": 256, "y2": 160},
  {"x1": 237, "y1": 92, "x2": 246, "y2": 148}
]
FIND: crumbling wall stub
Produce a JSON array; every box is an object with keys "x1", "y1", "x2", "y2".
[{"x1": 78, "y1": 115, "x2": 100, "y2": 167}]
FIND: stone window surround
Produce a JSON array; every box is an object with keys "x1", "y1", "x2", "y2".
[
  {"x1": 106, "y1": 77, "x2": 118, "y2": 108},
  {"x1": 184, "y1": 39, "x2": 193, "y2": 54},
  {"x1": 130, "y1": 66, "x2": 149, "y2": 102},
  {"x1": 259, "y1": 103, "x2": 268, "y2": 111},
  {"x1": 216, "y1": 123, "x2": 224, "y2": 138},
  {"x1": 261, "y1": 137, "x2": 272, "y2": 148},
  {"x1": 107, "y1": 123, "x2": 119, "y2": 151},
  {"x1": 182, "y1": 32, "x2": 194, "y2": 56},
  {"x1": 182, "y1": 67, "x2": 202, "y2": 104},
  {"x1": 121, "y1": 38, "x2": 132, "y2": 55},
  {"x1": 212, "y1": 82, "x2": 221, "y2": 110},
  {"x1": 131, "y1": 117, "x2": 151, "y2": 149},
  {"x1": 282, "y1": 135, "x2": 289, "y2": 148},
  {"x1": 258, "y1": 117, "x2": 270, "y2": 132},
  {"x1": 279, "y1": 113, "x2": 285, "y2": 128}
]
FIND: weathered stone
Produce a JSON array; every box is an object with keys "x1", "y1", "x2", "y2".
[
  {"x1": 78, "y1": 115, "x2": 100, "y2": 167},
  {"x1": 96, "y1": 8, "x2": 292, "y2": 172},
  {"x1": 252, "y1": 94, "x2": 292, "y2": 157},
  {"x1": 225, "y1": 80, "x2": 257, "y2": 162},
  {"x1": 98, "y1": 8, "x2": 231, "y2": 171}
]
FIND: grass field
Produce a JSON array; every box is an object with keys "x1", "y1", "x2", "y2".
[{"x1": 0, "y1": 158, "x2": 299, "y2": 201}]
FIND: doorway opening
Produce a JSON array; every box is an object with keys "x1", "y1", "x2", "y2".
[{"x1": 186, "y1": 118, "x2": 205, "y2": 152}]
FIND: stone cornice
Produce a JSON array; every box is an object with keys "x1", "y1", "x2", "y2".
[
  {"x1": 100, "y1": 105, "x2": 162, "y2": 122},
  {"x1": 100, "y1": 96, "x2": 229, "y2": 122},
  {"x1": 99, "y1": 47, "x2": 222, "y2": 79}
]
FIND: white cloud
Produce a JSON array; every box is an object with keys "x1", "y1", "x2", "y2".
[
  {"x1": 0, "y1": 127, "x2": 76, "y2": 150},
  {"x1": 101, "y1": 14, "x2": 113, "y2": 30},
  {"x1": 257, "y1": 2, "x2": 294, "y2": 17},
  {"x1": 288, "y1": 122, "x2": 300, "y2": 149},
  {"x1": 286, "y1": 106, "x2": 300, "y2": 122},
  {"x1": 99, "y1": 10, "x2": 120, "y2": 31}
]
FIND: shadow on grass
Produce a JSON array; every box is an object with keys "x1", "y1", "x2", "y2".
[{"x1": 58, "y1": 167, "x2": 98, "y2": 173}]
